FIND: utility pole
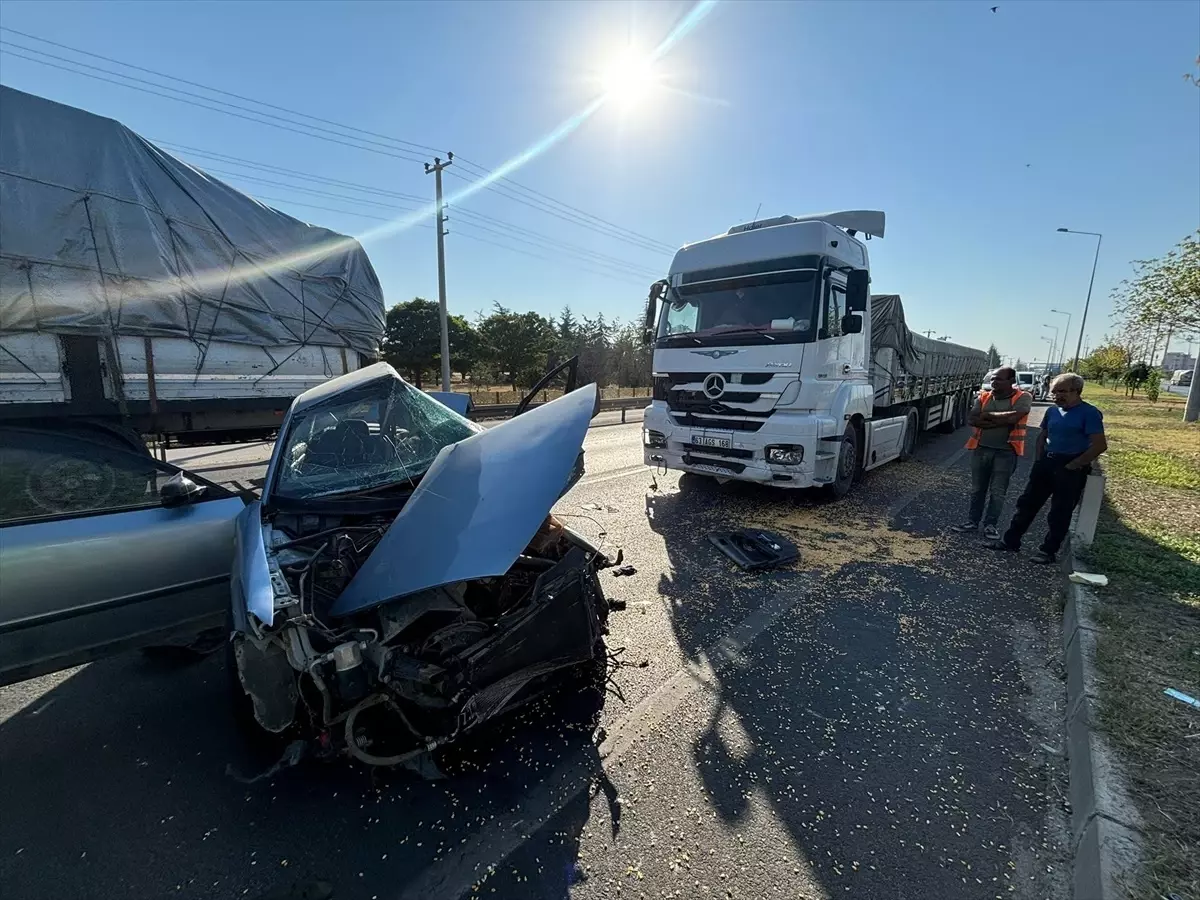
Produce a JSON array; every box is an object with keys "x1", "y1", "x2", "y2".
[
  {"x1": 922, "y1": 329, "x2": 935, "y2": 338},
  {"x1": 425, "y1": 153, "x2": 454, "y2": 392},
  {"x1": 1186, "y1": 353, "x2": 1199, "y2": 423}
]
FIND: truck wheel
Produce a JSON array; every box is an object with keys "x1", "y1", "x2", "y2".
[
  {"x1": 678, "y1": 472, "x2": 716, "y2": 494},
  {"x1": 823, "y1": 423, "x2": 859, "y2": 499},
  {"x1": 898, "y1": 408, "x2": 920, "y2": 461}
]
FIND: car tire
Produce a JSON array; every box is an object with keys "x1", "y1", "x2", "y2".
[
  {"x1": 822, "y1": 423, "x2": 859, "y2": 500},
  {"x1": 225, "y1": 620, "x2": 294, "y2": 756}
]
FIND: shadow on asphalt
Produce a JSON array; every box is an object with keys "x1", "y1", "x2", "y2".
[
  {"x1": 0, "y1": 625, "x2": 612, "y2": 900},
  {"x1": 628, "y1": 426, "x2": 1070, "y2": 898},
  {"x1": 0, "y1": 424, "x2": 1069, "y2": 900}
]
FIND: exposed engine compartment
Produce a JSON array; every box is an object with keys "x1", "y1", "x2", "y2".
[{"x1": 232, "y1": 512, "x2": 610, "y2": 767}]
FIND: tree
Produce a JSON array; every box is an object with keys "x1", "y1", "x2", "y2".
[
  {"x1": 1111, "y1": 231, "x2": 1200, "y2": 345},
  {"x1": 381, "y1": 297, "x2": 477, "y2": 388},
  {"x1": 477, "y1": 304, "x2": 556, "y2": 389},
  {"x1": 1079, "y1": 343, "x2": 1129, "y2": 385},
  {"x1": 986, "y1": 344, "x2": 1001, "y2": 368},
  {"x1": 1013, "y1": 358, "x2": 1028, "y2": 370}
]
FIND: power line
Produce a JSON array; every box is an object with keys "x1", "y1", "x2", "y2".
[
  {"x1": 154, "y1": 141, "x2": 429, "y2": 204},
  {"x1": 444, "y1": 168, "x2": 671, "y2": 256},
  {"x1": 0, "y1": 45, "x2": 431, "y2": 164},
  {"x1": 159, "y1": 142, "x2": 662, "y2": 277},
  {"x1": 451, "y1": 156, "x2": 676, "y2": 253},
  {"x1": 0, "y1": 28, "x2": 676, "y2": 254},
  {"x1": 0, "y1": 26, "x2": 443, "y2": 155}
]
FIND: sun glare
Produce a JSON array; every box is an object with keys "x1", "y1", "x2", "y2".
[{"x1": 600, "y1": 52, "x2": 659, "y2": 109}]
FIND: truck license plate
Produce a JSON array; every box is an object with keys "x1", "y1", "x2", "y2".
[{"x1": 692, "y1": 433, "x2": 732, "y2": 449}]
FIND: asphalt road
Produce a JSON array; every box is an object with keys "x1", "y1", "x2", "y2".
[{"x1": 0, "y1": 406, "x2": 1072, "y2": 900}]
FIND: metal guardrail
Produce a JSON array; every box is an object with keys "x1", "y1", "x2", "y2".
[{"x1": 470, "y1": 395, "x2": 649, "y2": 422}]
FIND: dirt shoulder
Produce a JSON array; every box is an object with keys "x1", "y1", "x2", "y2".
[{"x1": 1080, "y1": 384, "x2": 1200, "y2": 900}]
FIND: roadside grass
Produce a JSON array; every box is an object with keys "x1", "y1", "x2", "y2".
[{"x1": 1079, "y1": 385, "x2": 1200, "y2": 900}]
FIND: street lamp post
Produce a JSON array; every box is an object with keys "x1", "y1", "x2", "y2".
[
  {"x1": 1043, "y1": 324, "x2": 1059, "y2": 374},
  {"x1": 1049, "y1": 308, "x2": 1072, "y2": 370},
  {"x1": 1056, "y1": 228, "x2": 1103, "y2": 369}
]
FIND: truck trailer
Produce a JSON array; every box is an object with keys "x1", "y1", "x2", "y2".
[
  {"x1": 641, "y1": 211, "x2": 988, "y2": 497},
  {"x1": 0, "y1": 86, "x2": 386, "y2": 454}
]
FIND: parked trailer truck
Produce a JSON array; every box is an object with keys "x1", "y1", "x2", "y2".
[
  {"x1": 641, "y1": 211, "x2": 988, "y2": 497},
  {"x1": 0, "y1": 87, "x2": 386, "y2": 455}
]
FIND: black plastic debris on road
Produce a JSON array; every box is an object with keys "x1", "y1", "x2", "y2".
[{"x1": 708, "y1": 529, "x2": 798, "y2": 571}]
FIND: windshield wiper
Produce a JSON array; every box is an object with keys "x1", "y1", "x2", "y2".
[{"x1": 700, "y1": 327, "x2": 777, "y2": 342}]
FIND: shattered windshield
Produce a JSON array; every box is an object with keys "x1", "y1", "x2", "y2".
[{"x1": 273, "y1": 376, "x2": 478, "y2": 501}]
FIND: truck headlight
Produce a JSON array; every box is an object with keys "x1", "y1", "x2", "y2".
[
  {"x1": 652, "y1": 376, "x2": 669, "y2": 402},
  {"x1": 644, "y1": 429, "x2": 667, "y2": 448},
  {"x1": 766, "y1": 445, "x2": 804, "y2": 464}
]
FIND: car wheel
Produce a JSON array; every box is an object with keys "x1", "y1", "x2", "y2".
[
  {"x1": 823, "y1": 423, "x2": 859, "y2": 500},
  {"x1": 225, "y1": 620, "x2": 296, "y2": 755}
]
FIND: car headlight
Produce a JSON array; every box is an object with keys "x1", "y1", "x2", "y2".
[{"x1": 766, "y1": 445, "x2": 804, "y2": 464}]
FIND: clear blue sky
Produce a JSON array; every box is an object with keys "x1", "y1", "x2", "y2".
[{"x1": 2, "y1": 0, "x2": 1197, "y2": 364}]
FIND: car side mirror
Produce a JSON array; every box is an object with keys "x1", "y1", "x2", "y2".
[
  {"x1": 160, "y1": 472, "x2": 207, "y2": 507},
  {"x1": 841, "y1": 313, "x2": 863, "y2": 335},
  {"x1": 845, "y1": 269, "x2": 869, "y2": 312}
]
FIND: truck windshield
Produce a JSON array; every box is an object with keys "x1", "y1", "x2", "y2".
[
  {"x1": 657, "y1": 270, "x2": 819, "y2": 346},
  {"x1": 272, "y1": 377, "x2": 478, "y2": 501}
]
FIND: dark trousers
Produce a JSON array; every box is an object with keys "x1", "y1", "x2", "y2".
[
  {"x1": 968, "y1": 447, "x2": 1018, "y2": 527},
  {"x1": 1002, "y1": 455, "x2": 1091, "y2": 555}
]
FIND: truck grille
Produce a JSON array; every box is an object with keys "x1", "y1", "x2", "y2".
[
  {"x1": 669, "y1": 411, "x2": 768, "y2": 433},
  {"x1": 680, "y1": 443, "x2": 754, "y2": 460},
  {"x1": 682, "y1": 453, "x2": 747, "y2": 474}
]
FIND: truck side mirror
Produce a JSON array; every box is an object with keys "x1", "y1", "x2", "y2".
[
  {"x1": 845, "y1": 269, "x2": 869, "y2": 312},
  {"x1": 643, "y1": 280, "x2": 667, "y2": 346}
]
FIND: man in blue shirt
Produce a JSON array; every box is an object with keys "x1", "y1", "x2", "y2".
[{"x1": 990, "y1": 373, "x2": 1108, "y2": 563}]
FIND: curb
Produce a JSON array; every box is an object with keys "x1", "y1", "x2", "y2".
[{"x1": 1061, "y1": 540, "x2": 1144, "y2": 900}]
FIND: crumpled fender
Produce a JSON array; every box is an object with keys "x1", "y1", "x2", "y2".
[
  {"x1": 232, "y1": 500, "x2": 273, "y2": 629},
  {"x1": 329, "y1": 384, "x2": 598, "y2": 617}
]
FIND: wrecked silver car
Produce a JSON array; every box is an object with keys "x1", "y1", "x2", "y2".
[{"x1": 229, "y1": 363, "x2": 611, "y2": 767}]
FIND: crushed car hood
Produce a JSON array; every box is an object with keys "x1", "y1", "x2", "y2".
[{"x1": 328, "y1": 384, "x2": 599, "y2": 616}]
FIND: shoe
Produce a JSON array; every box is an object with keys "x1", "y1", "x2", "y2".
[
  {"x1": 1031, "y1": 551, "x2": 1055, "y2": 564},
  {"x1": 987, "y1": 540, "x2": 1018, "y2": 552},
  {"x1": 951, "y1": 522, "x2": 978, "y2": 533},
  {"x1": 982, "y1": 525, "x2": 1000, "y2": 541}
]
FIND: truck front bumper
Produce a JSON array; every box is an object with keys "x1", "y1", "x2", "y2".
[{"x1": 641, "y1": 402, "x2": 839, "y2": 489}]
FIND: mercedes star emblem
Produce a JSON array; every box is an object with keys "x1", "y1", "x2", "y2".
[{"x1": 702, "y1": 373, "x2": 727, "y2": 399}]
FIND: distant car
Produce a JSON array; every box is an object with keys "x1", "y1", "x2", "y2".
[
  {"x1": 1171, "y1": 369, "x2": 1193, "y2": 387},
  {"x1": 1016, "y1": 371, "x2": 1038, "y2": 397},
  {"x1": 0, "y1": 427, "x2": 247, "y2": 687}
]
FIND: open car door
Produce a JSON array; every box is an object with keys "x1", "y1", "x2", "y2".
[{"x1": 0, "y1": 427, "x2": 246, "y2": 686}]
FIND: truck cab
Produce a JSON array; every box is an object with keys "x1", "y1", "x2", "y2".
[
  {"x1": 642, "y1": 210, "x2": 986, "y2": 496},
  {"x1": 642, "y1": 211, "x2": 882, "y2": 494}
]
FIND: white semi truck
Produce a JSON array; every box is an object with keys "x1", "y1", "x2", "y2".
[
  {"x1": 0, "y1": 87, "x2": 386, "y2": 454},
  {"x1": 641, "y1": 211, "x2": 988, "y2": 497}
]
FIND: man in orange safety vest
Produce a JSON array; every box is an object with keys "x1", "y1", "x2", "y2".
[{"x1": 951, "y1": 367, "x2": 1032, "y2": 540}]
